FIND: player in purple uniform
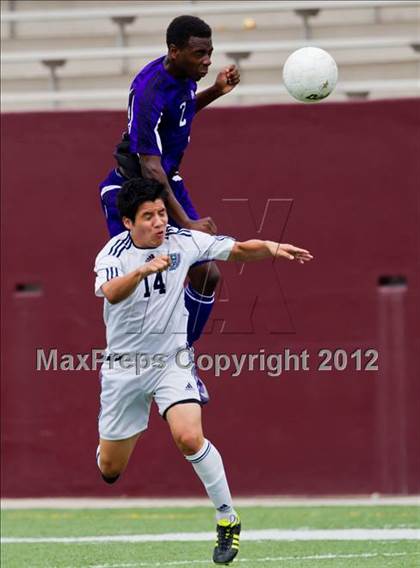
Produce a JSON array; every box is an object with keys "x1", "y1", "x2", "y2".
[{"x1": 99, "y1": 15, "x2": 240, "y2": 349}]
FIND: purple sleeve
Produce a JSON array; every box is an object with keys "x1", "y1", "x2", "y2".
[{"x1": 128, "y1": 82, "x2": 165, "y2": 156}]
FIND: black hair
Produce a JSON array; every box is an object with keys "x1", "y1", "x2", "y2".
[
  {"x1": 166, "y1": 15, "x2": 211, "y2": 49},
  {"x1": 117, "y1": 178, "x2": 168, "y2": 222}
]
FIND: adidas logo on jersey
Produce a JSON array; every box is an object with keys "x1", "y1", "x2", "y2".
[
  {"x1": 185, "y1": 383, "x2": 194, "y2": 390},
  {"x1": 145, "y1": 254, "x2": 155, "y2": 262}
]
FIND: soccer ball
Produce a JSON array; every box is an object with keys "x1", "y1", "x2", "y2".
[{"x1": 282, "y1": 47, "x2": 338, "y2": 102}]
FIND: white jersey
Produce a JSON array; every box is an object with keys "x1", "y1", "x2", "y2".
[{"x1": 94, "y1": 226, "x2": 235, "y2": 357}]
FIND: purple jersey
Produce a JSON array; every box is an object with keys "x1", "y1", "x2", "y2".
[{"x1": 128, "y1": 56, "x2": 197, "y2": 175}]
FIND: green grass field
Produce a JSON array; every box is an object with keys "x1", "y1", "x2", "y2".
[{"x1": 1, "y1": 504, "x2": 419, "y2": 568}]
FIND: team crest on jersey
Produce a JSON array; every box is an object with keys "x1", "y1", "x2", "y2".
[{"x1": 169, "y1": 252, "x2": 181, "y2": 271}]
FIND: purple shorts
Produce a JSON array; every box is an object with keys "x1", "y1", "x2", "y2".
[{"x1": 99, "y1": 169, "x2": 200, "y2": 238}]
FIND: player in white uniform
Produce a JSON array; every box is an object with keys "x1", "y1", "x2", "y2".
[{"x1": 94, "y1": 177, "x2": 313, "y2": 564}]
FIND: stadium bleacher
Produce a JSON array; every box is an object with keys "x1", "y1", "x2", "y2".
[{"x1": 1, "y1": 0, "x2": 419, "y2": 110}]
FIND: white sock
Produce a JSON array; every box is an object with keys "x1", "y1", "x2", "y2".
[{"x1": 185, "y1": 439, "x2": 238, "y2": 522}]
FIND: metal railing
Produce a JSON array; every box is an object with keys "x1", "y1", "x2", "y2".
[
  {"x1": 3, "y1": 37, "x2": 418, "y2": 65},
  {"x1": 2, "y1": 36, "x2": 418, "y2": 98},
  {"x1": 1, "y1": 2, "x2": 416, "y2": 23},
  {"x1": 2, "y1": 79, "x2": 419, "y2": 109}
]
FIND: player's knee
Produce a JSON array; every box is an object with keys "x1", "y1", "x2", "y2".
[
  {"x1": 99, "y1": 457, "x2": 124, "y2": 480},
  {"x1": 205, "y1": 264, "x2": 220, "y2": 290},
  {"x1": 101, "y1": 472, "x2": 120, "y2": 485},
  {"x1": 189, "y1": 263, "x2": 220, "y2": 294},
  {"x1": 195, "y1": 263, "x2": 220, "y2": 295},
  {"x1": 175, "y1": 431, "x2": 204, "y2": 455}
]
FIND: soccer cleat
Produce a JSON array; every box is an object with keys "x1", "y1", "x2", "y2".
[{"x1": 213, "y1": 517, "x2": 241, "y2": 565}]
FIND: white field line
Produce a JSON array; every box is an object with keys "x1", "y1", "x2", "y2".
[
  {"x1": 25, "y1": 552, "x2": 420, "y2": 568},
  {"x1": 3, "y1": 528, "x2": 420, "y2": 544},
  {"x1": 2, "y1": 496, "x2": 420, "y2": 509}
]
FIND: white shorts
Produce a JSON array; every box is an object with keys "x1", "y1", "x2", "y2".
[{"x1": 98, "y1": 351, "x2": 201, "y2": 441}]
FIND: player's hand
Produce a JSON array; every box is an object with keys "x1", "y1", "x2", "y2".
[
  {"x1": 186, "y1": 217, "x2": 218, "y2": 235},
  {"x1": 214, "y1": 65, "x2": 240, "y2": 95},
  {"x1": 268, "y1": 242, "x2": 314, "y2": 264},
  {"x1": 141, "y1": 255, "x2": 171, "y2": 277}
]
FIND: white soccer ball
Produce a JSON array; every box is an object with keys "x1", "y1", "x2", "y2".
[{"x1": 282, "y1": 47, "x2": 338, "y2": 102}]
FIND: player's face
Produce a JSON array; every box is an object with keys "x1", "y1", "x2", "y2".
[
  {"x1": 171, "y1": 36, "x2": 213, "y2": 81},
  {"x1": 124, "y1": 199, "x2": 168, "y2": 248}
]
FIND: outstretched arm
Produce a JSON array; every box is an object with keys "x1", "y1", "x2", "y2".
[
  {"x1": 228, "y1": 240, "x2": 313, "y2": 264},
  {"x1": 101, "y1": 255, "x2": 171, "y2": 304},
  {"x1": 195, "y1": 65, "x2": 240, "y2": 112}
]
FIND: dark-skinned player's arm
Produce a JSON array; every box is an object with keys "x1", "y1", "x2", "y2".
[
  {"x1": 195, "y1": 65, "x2": 240, "y2": 112},
  {"x1": 228, "y1": 240, "x2": 313, "y2": 264},
  {"x1": 139, "y1": 154, "x2": 217, "y2": 235},
  {"x1": 101, "y1": 255, "x2": 171, "y2": 305}
]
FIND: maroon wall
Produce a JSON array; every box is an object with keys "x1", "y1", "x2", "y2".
[{"x1": 1, "y1": 99, "x2": 419, "y2": 497}]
